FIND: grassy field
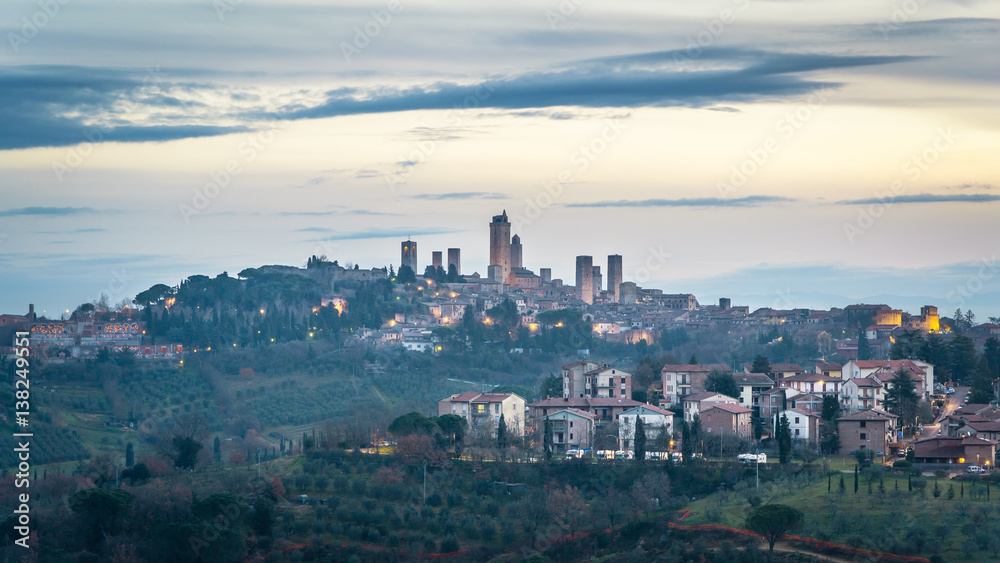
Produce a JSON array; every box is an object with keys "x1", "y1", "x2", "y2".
[{"x1": 684, "y1": 464, "x2": 1000, "y2": 562}]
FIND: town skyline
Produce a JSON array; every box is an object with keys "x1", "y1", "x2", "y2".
[{"x1": 1, "y1": 0, "x2": 998, "y2": 317}]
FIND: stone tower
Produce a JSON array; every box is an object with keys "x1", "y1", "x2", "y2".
[
  {"x1": 576, "y1": 256, "x2": 593, "y2": 304},
  {"x1": 510, "y1": 234, "x2": 523, "y2": 269},
  {"x1": 400, "y1": 239, "x2": 417, "y2": 274},
  {"x1": 489, "y1": 211, "x2": 511, "y2": 284},
  {"x1": 592, "y1": 266, "x2": 602, "y2": 298},
  {"x1": 447, "y1": 248, "x2": 461, "y2": 275},
  {"x1": 432, "y1": 251, "x2": 443, "y2": 270},
  {"x1": 607, "y1": 255, "x2": 623, "y2": 302}
]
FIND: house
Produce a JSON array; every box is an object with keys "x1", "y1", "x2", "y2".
[
  {"x1": 776, "y1": 409, "x2": 820, "y2": 446},
  {"x1": 438, "y1": 392, "x2": 526, "y2": 436},
  {"x1": 528, "y1": 396, "x2": 643, "y2": 427},
  {"x1": 583, "y1": 366, "x2": 632, "y2": 399},
  {"x1": 954, "y1": 420, "x2": 1000, "y2": 442},
  {"x1": 814, "y1": 362, "x2": 844, "y2": 379},
  {"x1": 619, "y1": 404, "x2": 674, "y2": 451},
  {"x1": 842, "y1": 360, "x2": 934, "y2": 400},
  {"x1": 661, "y1": 364, "x2": 732, "y2": 407},
  {"x1": 841, "y1": 378, "x2": 884, "y2": 413},
  {"x1": 745, "y1": 363, "x2": 805, "y2": 381},
  {"x1": 700, "y1": 403, "x2": 753, "y2": 437},
  {"x1": 836, "y1": 409, "x2": 898, "y2": 456},
  {"x1": 787, "y1": 392, "x2": 824, "y2": 414},
  {"x1": 733, "y1": 373, "x2": 774, "y2": 409},
  {"x1": 912, "y1": 436, "x2": 997, "y2": 466},
  {"x1": 683, "y1": 392, "x2": 739, "y2": 423},
  {"x1": 778, "y1": 373, "x2": 841, "y2": 396},
  {"x1": 562, "y1": 360, "x2": 602, "y2": 398},
  {"x1": 541, "y1": 408, "x2": 595, "y2": 452},
  {"x1": 759, "y1": 387, "x2": 798, "y2": 422},
  {"x1": 869, "y1": 368, "x2": 926, "y2": 399}
]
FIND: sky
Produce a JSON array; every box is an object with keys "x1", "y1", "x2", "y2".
[{"x1": 1, "y1": 0, "x2": 999, "y2": 320}]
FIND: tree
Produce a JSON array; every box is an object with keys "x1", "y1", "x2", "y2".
[
  {"x1": 396, "y1": 264, "x2": 416, "y2": 283},
  {"x1": 885, "y1": 369, "x2": 919, "y2": 434},
  {"x1": 388, "y1": 412, "x2": 438, "y2": 437},
  {"x1": 820, "y1": 395, "x2": 841, "y2": 454},
  {"x1": 541, "y1": 374, "x2": 562, "y2": 399},
  {"x1": 250, "y1": 497, "x2": 277, "y2": 536},
  {"x1": 751, "y1": 408, "x2": 763, "y2": 440},
  {"x1": 745, "y1": 504, "x2": 804, "y2": 562},
  {"x1": 949, "y1": 335, "x2": 978, "y2": 384},
  {"x1": 213, "y1": 436, "x2": 222, "y2": 463},
  {"x1": 543, "y1": 418, "x2": 554, "y2": 461},
  {"x1": 690, "y1": 414, "x2": 702, "y2": 450},
  {"x1": 751, "y1": 355, "x2": 771, "y2": 375},
  {"x1": 634, "y1": 416, "x2": 647, "y2": 461},
  {"x1": 125, "y1": 442, "x2": 134, "y2": 467},
  {"x1": 705, "y1": 369, "x2": 739, "y2": 398},
  {"x1": 497, "y1": 413, "x2": 509, "y2": 450},
  {"x1": 171, "y1": 436, "x2": 202, "y2": 469},
  {"x1": 681, "y1": 421, "x2": 693, "y2": 464},
  {"x1": 69, "y1": 488, "x2": 134, "y2": 548},
  {"x1": 437, "y1": 414, "x2": 468, "y2": 448},
  {"x1": 777, "y1": 414, "x2": 792, "y2": 464},
  {"x1": 857, "y1": 329, "x2": 872, "y2": 361},
  {"x1": 969, "y1": 356, "x2": 994, "y2": 404},
  {"x1": 688, "y1": 353, "x2": 698, "y2": 364}
]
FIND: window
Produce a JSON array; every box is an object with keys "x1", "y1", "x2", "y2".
[
  {"x1": 795, "y1": 429, "x2": 800, "y2": 436},
  {"x1": 860, "y1": 420, "x2": 866, "y2": 428},
  {"x1": 795, "y1": 417, "x2": 800, "y2": 424},
  {"x1": 569, "y1": 421, "x2": 574, "y2": 428},
  {"x1": 570, "y1": 433, "x2": 573, "y2": 440},
  {"x1": 860, "y1": 432, "x2": 866, "y2": 440},
  {"x1": 475, "y1": 404, "x2": 485, "y2": 414}
]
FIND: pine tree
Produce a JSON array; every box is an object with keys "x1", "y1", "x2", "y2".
[
  {"x1": 497, "y1": 413, "x2": 509, "y2": 450},
  {"x1": 885, "y1": 369, "x2": 920, "y2": 434},
  {"x1": 778, "y1": 415, "x2": 792, "y2": 464},
  {"x1": 634, "y1": 416, "x2": 647, "y2": 462},
  {"x1": 125, "y1": 442, "x2": 134, "y2": 468},
  {"x1": 213, "y1": 436, "x2": 221, "y2": 462},
  {"x1": 857, "y1": 329, "x2": 872, "y2": 361},
  {"x1": 681, "y1": 421, "x2": 693, "y2": 464},
  {"x1": 543, "y1": 418, "x2": 553, "y2": 461},
  {"x1": 854, "y1": 465, "x2": 859, "y2": 494}
]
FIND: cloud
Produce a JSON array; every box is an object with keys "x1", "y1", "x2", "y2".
[
  {"x1": 566, "y1": 196, "x2": 796, "y2": 208},
  {"x1": 0, "y1": 66, "x2": 249, "y2": 151},
  {"x1": 281, "y1": 49, "x2": 920, "y2": 120},
  {"x1": 302, "y1": 227, "x2": 461, "y2": 242},
  {"x1": 409, "y1": 192, "x2": 507, "y2": 200},
  {"x1": 839, "y1": 193, "x2": 1000, "y2": 205},
  {"x1": 0, "y1": 207, "x2": 117, "y2": 217}
]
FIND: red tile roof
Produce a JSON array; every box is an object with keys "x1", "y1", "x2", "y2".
[{"x1": 703, "y1": 403, "x2": 752, "y2": 415}]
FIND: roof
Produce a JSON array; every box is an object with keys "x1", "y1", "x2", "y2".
[
  {"x1": 962, "y1": 420, "x2": 1000, "y2": 433},
  {"x1": 583, "y1": 366, "x2": 631, "y2": 376},
  {"x1": 683, "y1": 392, "x2": 735, "y2": 403},
  {"x1": 849, "y1": 360, "x2": 927, "y2": 374},
  {"x1": 837, "y1": 409, "x2": 897, "y2": 422},
  {"x1": 620, "y1": 404, "x2": 674, "y2": 417},
  {"x1": 955, "y1": 405, "x2": 996, "y2": 416},
  {"x1": 779, "y1": 408, "x2": 819, "y2": 418},
  {"x1": 783, "y1": 373, "x2": 841, "y2": 383},
  {"x1": 543, "y1": 407, "x2": 595, "y2": 420},
  {"x1": 770, "y1": 363, "x2": 805, "y2": 372},
  {"x1": 661, "y1": 364, "x2": 731, "y2": 373},
  {"x1": 815, "y1": 363, "x2": 844, "y2": 371},
  {"x1": 443, "y1": 392, "x2": 523, "y2": 404},
  {"x1": 913, "y1": 436, "x2": 998, "y2": 460},
  {"x1": 734, "y1": 374, "x2": 774, "y2": 386},
  {"x1": 528, "y1": 397, "x2": 643, "y2": 409},
  {"x1": 562, "y1": 360, "x2": 598, "y2": 370},
  {"x1": 703, "y1": 403, "x2": 752, "y2": 415},
  {"x1": 847, "y1": 377, "x2": 882, "y2": 388}
]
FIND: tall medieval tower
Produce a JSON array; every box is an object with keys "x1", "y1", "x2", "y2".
[{"x1": 489, "y1": 211, "x2": 511, "y2": 284}]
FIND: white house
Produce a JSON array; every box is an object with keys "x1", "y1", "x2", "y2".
[
  {"x1": 541, "y1": 408, "x2": 595, "y2": 452},
  {"x1": 776, "y1": 408, "x2": 820, "y2": 446},
  {"x1": 841, "y1": 377, "x2": 884, "y2": 413},
  {"x1": 619, "y1": 404, "x2": 674, "y2": 451}
]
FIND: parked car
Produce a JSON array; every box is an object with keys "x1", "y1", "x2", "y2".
[
  {"x1": 947, "y1": 388, "x2": 956, "y2": 395},
  {"x1": 968, "y1": 465, "x2": 987, "y2": 474}
]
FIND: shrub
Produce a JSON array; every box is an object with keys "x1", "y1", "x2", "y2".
[{"x1": 893, "y1": 460, "x2": 911, "y2": 468}]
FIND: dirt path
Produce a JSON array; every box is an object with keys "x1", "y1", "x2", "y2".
[{"x1": 769, "y1": 540, "x2": 858, "y2": 563}]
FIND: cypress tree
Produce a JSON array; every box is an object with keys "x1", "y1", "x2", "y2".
[{"x1": 854, "y1": 466, "x2": 859, "y2": 494}]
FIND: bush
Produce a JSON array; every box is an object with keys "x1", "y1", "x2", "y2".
[
  {"x1": 440, "y1": 536, "x2": 459, "y2": 553},
  {"x1": 893, "y1": 460, "x2": 911, "y2": 468}
]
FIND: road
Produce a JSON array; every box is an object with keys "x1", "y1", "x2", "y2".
[{"x1": 922, "y1": 385, "x2": 968, "y2": 438}]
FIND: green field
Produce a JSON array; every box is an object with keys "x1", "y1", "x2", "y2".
[{"x1": 684, "y1": 464, "x2": 1000, "y2": 561}]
